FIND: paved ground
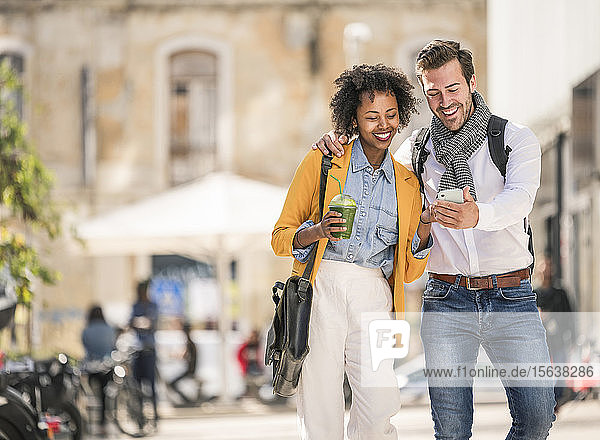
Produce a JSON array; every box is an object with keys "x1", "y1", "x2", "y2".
[{"x1": 86, "y1": 397, "x2": 600, "y2": 439}]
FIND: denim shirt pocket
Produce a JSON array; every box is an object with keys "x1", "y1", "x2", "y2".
[{"x1": 367, "y1": 224, "x2": 398, "y2": 265}]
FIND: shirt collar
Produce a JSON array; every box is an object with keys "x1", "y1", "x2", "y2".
[{"x1": 351, "y1": 137, "x2": 394, "y2": 183}]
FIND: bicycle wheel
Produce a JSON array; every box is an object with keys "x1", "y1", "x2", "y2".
[
  {"x1": 108, "y1": 379, "x2": 154, "y2": 438},
  {"x1": 138, "y1": 380, "x2": 157, "y2": 435},
  {"x1": 0, "y1": 419, "x2": 24, "y2": 440}
]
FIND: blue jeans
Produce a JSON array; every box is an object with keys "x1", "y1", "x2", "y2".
[{"x1": 420, "y1": 275, "x2": 555, "y2": 440}]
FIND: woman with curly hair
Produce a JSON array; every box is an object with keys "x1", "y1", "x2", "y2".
[{"x1": 272, "y1": 64, "x2": 433, "y2": 439}]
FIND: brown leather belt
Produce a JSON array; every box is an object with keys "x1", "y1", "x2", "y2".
[{"x1": 429, "y1": 268, "x2": 530, "y2": 290}]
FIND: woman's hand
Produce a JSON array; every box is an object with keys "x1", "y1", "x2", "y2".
[
  {"x1": 415, "y1": 205, "x2": 434, "y2": 253},
  {"x1": 316, "y1": 210, "x2": 346, "y2": 241},
  {"x1": 293, "y1": 211, "x2": 347, "y2": 249}
]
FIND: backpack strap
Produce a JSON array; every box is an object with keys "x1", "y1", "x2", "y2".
[
  {"x1": 412, "y1": 127, "x2": 431, "y2": 194},
  {"x1": 413, "y1": 116, "x2": 510, "y2": 186},
  {"x1": 487, "y1": 115, "x2": 535, "y2": 274},
  {"x1": 525, "y1": 221, "x2": 535, "y2": 275},
  {"x1": 487, "y1": 115, "x2": 510, "y2": 178}
]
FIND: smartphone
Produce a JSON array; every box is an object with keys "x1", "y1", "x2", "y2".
[{"x1": 436, "y1": 188, "x2": 464, "y2": 204}]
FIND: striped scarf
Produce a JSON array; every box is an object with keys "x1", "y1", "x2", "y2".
[{"x1": 430, "y1": 91, "x2": 491, "y2": 201}]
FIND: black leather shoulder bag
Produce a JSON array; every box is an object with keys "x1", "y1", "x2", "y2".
[{"x1": 265, "y1": 154, "x2": 332, "y2": 397}]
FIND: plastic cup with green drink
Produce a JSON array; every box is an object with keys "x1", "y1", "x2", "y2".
[
  {"x1": 328, "y1": 194, "x2": 357, "y2": 239},
  {"x1": 327, "y1": 175, "x2": 357, "y2": 239}
]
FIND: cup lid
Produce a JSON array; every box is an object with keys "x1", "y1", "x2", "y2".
[{"x1": 329, "y1": 194, "x2": 357, "y2": 207}]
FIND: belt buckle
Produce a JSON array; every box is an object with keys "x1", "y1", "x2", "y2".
[{"x1": 465, "y1": 277, "x2": 485, "y2": 291}]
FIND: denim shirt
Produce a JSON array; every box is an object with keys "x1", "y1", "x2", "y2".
[{"x1": 293, "y1": 138, "x2": 431, "y2": 278}]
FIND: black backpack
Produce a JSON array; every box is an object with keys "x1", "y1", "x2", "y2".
[{"x1": 411, "y1": 115, "x2": 535, "y2": 271}]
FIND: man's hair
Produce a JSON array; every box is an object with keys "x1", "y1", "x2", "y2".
[
  {"x1": 330, "y1": 64, "x2": 417, "y2": 137},
  {"x1": 415, "y1": 40, "x2": 475, "y2": 85}
]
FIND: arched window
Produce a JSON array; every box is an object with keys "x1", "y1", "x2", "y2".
[
  {"x1": 0, "y1": 52, "x2": 24, "y2": 119},
  {"x1": 169, "y1": 51, "x2": 217, "y2": 185}
]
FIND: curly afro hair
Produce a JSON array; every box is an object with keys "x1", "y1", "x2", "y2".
[{"x1": 330, "y1": 64, "x2": 417, "y2": 138}]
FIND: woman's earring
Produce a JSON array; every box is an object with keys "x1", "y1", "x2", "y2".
[{"x1": 397, "y1": 126, "x2": 402, "y2": 133}]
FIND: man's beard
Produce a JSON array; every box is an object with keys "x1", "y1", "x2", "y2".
[{"x1": 436, "y1": 94, "x2": 474, "y2": 132}]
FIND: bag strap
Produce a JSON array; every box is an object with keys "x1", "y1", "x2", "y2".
[
  {"x1": 487, "y1": 115, "x2": 510, "y2": 178},
  {"x1": 300, "y1": 154, "x2": 333, "y2": 282},
  {"x1": 412, "y1": 127, "x2": 430, "y2": 194},
  {"x1": 412, "y1": 116, "x2": 509, "y2": 192},
  {"x1": 412, "y1": 116, "x2": 509, "y2": 190},
  {"x1": 487, "y1": 114, "x2": 535, "y2": 274}
]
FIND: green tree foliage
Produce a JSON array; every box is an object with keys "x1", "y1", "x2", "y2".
[{"x1": 0, "y1": 61, "x2": 61, "y2": 305}]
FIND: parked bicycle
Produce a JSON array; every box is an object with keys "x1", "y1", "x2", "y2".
[
  {"x1": 80, "y1": 331, "x2": 157, "y2": 438},
  {"x1": 4, "y1": 354, "x2": 84, "y2": 440},
  {"x1": 0, "y1": 274, "x2": 52, "y2": 440}
]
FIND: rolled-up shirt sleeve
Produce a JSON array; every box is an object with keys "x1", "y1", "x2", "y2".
[
  {"x1": 411, "y1": 230, "x2": 433, "y2": 260},
  {"x1": 291, "y1": 220, "x2": 317, "y2": 263}
]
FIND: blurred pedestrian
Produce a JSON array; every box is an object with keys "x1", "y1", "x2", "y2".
[
  {"x1": 237, "y1": 329, "x2": 263, "y2": 397},
  {"x1": 168, "y1": 321, "x2": 198, "y2": 404},
  {"x1": 130, "y1": 279, "x2": 159, "y2": 418},
  {"x1": 273, "y1": 64, "x2": 431, "y2": 439},
  {"x1": 82, "y1": 304, "x2": 115, "y2": 432},
  {"x1": 536, "y1": 255, "x2": 576, "y2": 412},
  {"x1": 313, "y1": 40, "x2": 555, "y2": 440}
]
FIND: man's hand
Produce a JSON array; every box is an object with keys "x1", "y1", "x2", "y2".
[
  {"x1": 433, "y1": 186, "x2": 479, "y2": 229},
  {"x1": 311, "y1": 131, "x2": 349, "y2": 157}
]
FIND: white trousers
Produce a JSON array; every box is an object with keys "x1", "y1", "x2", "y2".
[{"x1": 297, "y1": 260, "x2": 401, "y2": 440}]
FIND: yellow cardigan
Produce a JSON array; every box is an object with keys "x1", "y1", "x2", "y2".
[{"x1": 271, "y1": 141, "x2": 428, "y2": 314}]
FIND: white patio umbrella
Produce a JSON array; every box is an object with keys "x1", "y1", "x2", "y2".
[
  {"x1": 78, "y1": 171, "x2": 287, "y2": 256},
  {"x1": 77, "y1": 171, "x2": 288, "y2": 399}
]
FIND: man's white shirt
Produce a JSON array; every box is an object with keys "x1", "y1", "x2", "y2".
[{"x1": 394, "y1": 121, "x2": 541, "y2": 276}]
